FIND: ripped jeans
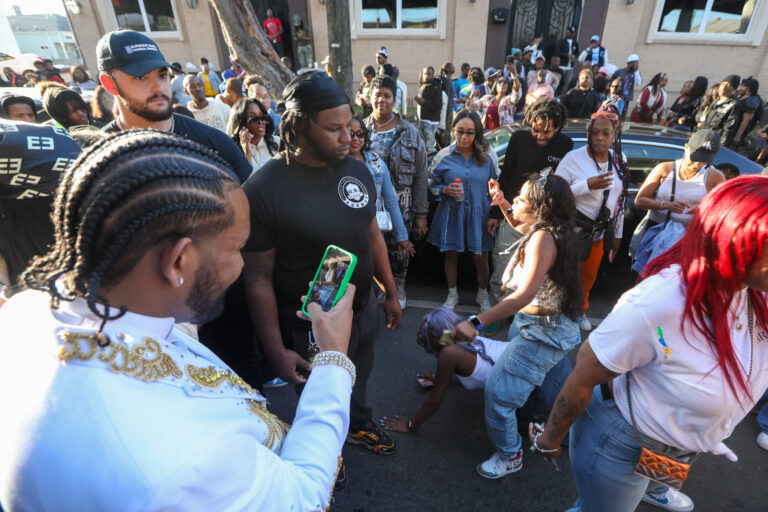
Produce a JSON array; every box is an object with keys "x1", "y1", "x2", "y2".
[{"x1": 484, "y1": 311, "x2": 580, "y2": 456}]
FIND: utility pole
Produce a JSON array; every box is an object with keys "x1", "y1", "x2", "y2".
[{"x1": 325, "y1": 0, "x2": 354, "y2": 100}]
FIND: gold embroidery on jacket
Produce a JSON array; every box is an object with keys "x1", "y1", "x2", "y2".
[
  {"x1": 185, "y1": 365, "x2": 255, "y2": 395},
  {"x1": 58, "y1": 332, "x2": 182, "y2": 382},
  {"x1": 245, "y1": 399, "x2": 288, "y2": 452}
]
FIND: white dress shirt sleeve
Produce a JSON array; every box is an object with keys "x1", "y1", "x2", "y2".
[{"x1": 142, "y1": 364, "x2": 352, "y2": 512}]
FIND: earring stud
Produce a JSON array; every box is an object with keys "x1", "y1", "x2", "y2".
[{"x1": 178, "y1": 277, "x2": 184, "y2": 286}]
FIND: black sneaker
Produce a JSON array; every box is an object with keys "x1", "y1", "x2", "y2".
[{"x1": 346, "y1": 420, "x2": 396, "y2": 455}]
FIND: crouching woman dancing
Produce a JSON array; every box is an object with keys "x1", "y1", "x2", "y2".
[{"x1": 451, "y1": 169, "x2": 582, "y2": 479}]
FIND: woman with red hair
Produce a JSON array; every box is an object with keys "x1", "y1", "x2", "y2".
[{"x1": 528, "y1": 175, "x2": 768, "y2": 512}]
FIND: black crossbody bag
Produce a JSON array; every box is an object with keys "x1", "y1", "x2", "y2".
[{"x1": 573, "y1": 156, "x2": 614, "y2": 261}]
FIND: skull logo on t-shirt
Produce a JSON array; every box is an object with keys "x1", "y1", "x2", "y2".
[{"x1": 338, "y1": 176, "x2": 369, "y2": 208}]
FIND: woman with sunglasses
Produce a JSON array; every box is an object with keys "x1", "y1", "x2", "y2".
[
  {"x1": 471, "y1": 77, "x2": 518, "y2": 130},
  {"x1": 556, "y1": 106, "x2": 629, "y2": 331},
  {"x1": 427, "y1": 109, "x2": 498, "y2": 312},
  {"x1": 348, "y1": 115, "x2": 413, "y2": 256},
  {"x1": 380, "y1": 307, "x2": 510, "y2": 434},
  {"x1": 601, "y1": 77, "x2": 627, "y2": 119},
  {"x1": 450, "y1": 169, "x2": 582, "y2": 479},
  {"x1": 226, "y1": 98, "x2": 279, "y2": 173}
]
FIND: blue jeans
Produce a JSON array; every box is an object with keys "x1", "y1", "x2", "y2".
[
  {"x1": 758, "y1": 390, "x2": 768, "y2": 433},
  {"x1": 484, "y1": 311, "x2": 580, "y2": 457},
  {"x1": 418, "y1": 120, "x2": 438, "y2": 153},
  {"x1": 567, "y1": 386, "x2": 697, "y2": 512},
  {"x1": 508, "y1": 319, "x2": 575, "y2": 426}
]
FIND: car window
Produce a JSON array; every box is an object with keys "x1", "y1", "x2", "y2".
[
  {"x1": 487, "y1": 129, "x2": 511, "y2": 161},
  {"x1": 0, "y1": 53, "x2": 13, "y2": 62},
  {"x1": 622, "y1": 142, "x2": 684, "y2": 190}
]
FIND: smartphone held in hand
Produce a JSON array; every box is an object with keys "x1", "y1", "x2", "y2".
[{"x1": 301, "y1": 245, "x2": 357, "y2": 318}]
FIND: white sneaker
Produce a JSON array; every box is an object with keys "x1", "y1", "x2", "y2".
[
  {"x1": 641, "y1": 488, "x2": 694, "y2": 512},
  {"x1": 476, "y1": 450, "x2": 523, "y2": 479},
  {"x1": 757, "y1": 431, "x2": 768, "y2": 451},
  {"x1": 396, "y1": 282, "x2": 407, "y2": 310},
  {"x1": 476, "y1": 289, "x2": 491, "y2": 312},
  {"x1": 578, "y1": 313, "x2": 592, "y2": 331},
  {"x1": 442, "y1": 287, "x2": 459, "y2": 309}
]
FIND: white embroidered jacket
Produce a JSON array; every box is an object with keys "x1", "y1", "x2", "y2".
[{"x1": 0, "y1": 290, "x2": 351, "y2": 511}]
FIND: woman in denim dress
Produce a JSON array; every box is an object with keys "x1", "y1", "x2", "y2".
[
  {"x1": 427, "y1": 109, "x2": 498, "y2": 311},
  {"x1": 451, "y1": 170, "x2": 582, "y2": 480}
]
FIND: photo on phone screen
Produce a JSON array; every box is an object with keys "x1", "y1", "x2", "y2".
[{"x1": 303, "y1": 246, "x2": 357, "y2": 317}]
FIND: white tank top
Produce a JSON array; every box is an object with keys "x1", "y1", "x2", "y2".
[
  {"x1": 501, "y1": 257, "x2": 547, "y2": 307},
  {"x1": 649, "y1": 159, "x2": 709, "y2": 225}
]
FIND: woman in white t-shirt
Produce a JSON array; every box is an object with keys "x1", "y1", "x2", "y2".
[
  {"x1": 556, "y1": 106, "x2": 629, "y2": 331},
  {"x1": 529, "y1": 176, "x2": 768, "y2": 512},
  {"x1": 380, "y1": 307, "x2": 508, "y2": 434}
]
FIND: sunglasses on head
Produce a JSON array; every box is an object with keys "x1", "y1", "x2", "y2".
[
  {"x1": 535, "y1": 167, "x2": 552, "y2": 189},
  {"x1": 246, "y1": 116, "x2": 267, "y2": 125}
]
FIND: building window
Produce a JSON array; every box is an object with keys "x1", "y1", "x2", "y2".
[
  {"x1": 111, "y1": 0, "x2": 179, "y2": 33},
  {"x1": 361, "y1": 0, "x2": 438, "y2": 30},
  {"x1": 657, "y1": 0, "x2": 758, "y2": 35}
]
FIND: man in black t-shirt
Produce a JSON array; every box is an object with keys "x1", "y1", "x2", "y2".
[
  {"x1": 95, "y1": 29, "x2": 251, "y2": 183},
  {"x1": 243, "y1": 72, "x2": 401, "y2": 457},
  {"x1": 561, "y1": 68, "x2": 600, "y2": 119},
  {"x1": 490, "y1": 98, "x2": 573, "y2": 302}
]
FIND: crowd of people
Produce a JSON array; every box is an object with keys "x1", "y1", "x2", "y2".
[{"x1": 1, "y1": 25, "x2": 768, "y2": 512}]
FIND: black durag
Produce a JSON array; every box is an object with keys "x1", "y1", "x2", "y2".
[{"x1": 283, "y1": 71, "x2": 349, "y2": 113}]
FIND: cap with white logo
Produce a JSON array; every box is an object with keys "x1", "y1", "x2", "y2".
[
  {"x1": 97, "y1": 29, "x2": 179, "y2": 77},
  {"x1": 688, "y1": 129, "x2": 720, "y2": 164}
]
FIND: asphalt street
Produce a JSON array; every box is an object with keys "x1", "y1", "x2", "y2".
[{"x1": 266, "y1": 261, "x2": 768, "y2": 512}]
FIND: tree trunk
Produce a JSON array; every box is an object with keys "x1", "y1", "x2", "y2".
[
  {"x1": 207, "y1": 0, "x2": 294, "y2": 95},
  {"x1": 325, "y1": 0, "x2": 354, "y2": 101}
]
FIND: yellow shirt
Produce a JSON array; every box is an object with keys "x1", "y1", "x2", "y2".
[{"x1": 201, "y1": 73, "x2": 215, "y2": 97}]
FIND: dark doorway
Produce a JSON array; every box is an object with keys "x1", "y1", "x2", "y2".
[
  {"x1": 506, "y1": 0, "x2": 581, "y2": 58},
  {"x1": 250, "y1": 0, "x2": 294, "y2": 66}
]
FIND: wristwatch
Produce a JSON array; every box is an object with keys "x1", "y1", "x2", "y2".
[{"x1": 468, "y1": 314, "x2": 484, "y2": 331}]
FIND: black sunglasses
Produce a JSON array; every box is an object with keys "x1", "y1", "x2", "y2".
[
  {"x1": 350, "y1": 129, "x2": 366, "y2": 138},
  {"x1": 246, "y1": 116, "x2": 267, "y2": 125}
]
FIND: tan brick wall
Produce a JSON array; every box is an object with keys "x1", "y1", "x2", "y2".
[
  {"x1": 601, "y1": 1, "x2": 768, "y2": 105},
  {"x1": 69, "y1": 0, "x2": 221, "y2": 77},
  {"x1": 308, "y1": 0, "x2": 490, "y2": 101}
]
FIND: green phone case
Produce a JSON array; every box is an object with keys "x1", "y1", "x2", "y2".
[{"x1": 301, "y1": 245, "x2": 357, "y2": 318}]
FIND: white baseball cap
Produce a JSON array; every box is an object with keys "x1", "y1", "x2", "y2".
[{"x1": 627, "y1": 54, "x2": 641, "y2": 63}]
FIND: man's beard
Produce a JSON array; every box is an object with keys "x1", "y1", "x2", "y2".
[
  {"x1": 115, "y1": 83, "x2": 172, "y2": 122},
  {"x1": 185, "y1": 263, "x2": 227, "y2": 325},
  {"x1": 305, "y1": 129, "x2": 346, "y2": 164}
]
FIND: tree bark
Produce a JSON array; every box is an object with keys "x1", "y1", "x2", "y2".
[
  {"x1": 207, "y1": 0, "x2": 294, "y2": 95},
  {"x1": 325, "y1": 0, "x2": 354, "y2": 101}
]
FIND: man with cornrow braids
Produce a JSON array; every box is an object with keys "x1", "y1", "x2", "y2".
[
  {"x1": 0, "y1": 130, "x2": 358, "y2": 510},
  {"x1": 243, "y1": 71, "x2": 402, "y2": 461},
  {"x1": 96, "y1": 29, "x2": 252, "y2": 183}
]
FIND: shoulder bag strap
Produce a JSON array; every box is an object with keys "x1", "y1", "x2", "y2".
[{"x1": 663, "y1": 161, "x2": 678, "y2": 227}]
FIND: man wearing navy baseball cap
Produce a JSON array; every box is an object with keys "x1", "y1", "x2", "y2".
[{"x1": 97, "y1": 29, "x2": 252, "y2": 182}]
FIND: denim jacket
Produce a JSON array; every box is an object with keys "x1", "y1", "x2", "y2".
[
  {"x1": 364, "y1": 114, "x2": 429, "y2": 216},
  {"x1": 364, "y1": 152, "x2": 408, "y2": 242}
]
